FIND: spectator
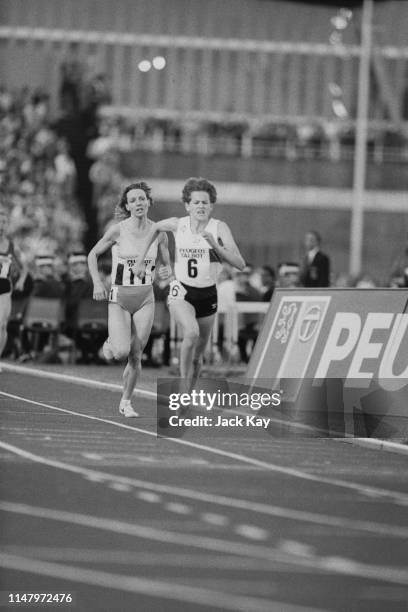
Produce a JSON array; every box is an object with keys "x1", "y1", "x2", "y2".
[
  {"x1": 59, "y1": 49, "x2": 83, "y2": 114},
  {"x1": 355, "y1": 273, "x2": 377, "y2": 288},
  {"x1": 299, "y1": 230, "x2": 330, "y2": 287},
  {"x1": 64, "y1": 251, "x2": 105, "y2": 364},
  {"x1": 217, "y1": 265, "x2": 236, "y2": 310},
  {"x1": 260, "y1": 265, "x2": 276, "y2": 301},
  {"x1": 89, "y1": 148, "x2": 125, "y2": 231},
  {"x1": 19, "y1": 254, "x2": 65, "y2": 362},
  {"x1": 54, "y1": 139, "x2": 77, "y2": 198},
  {"x1": 389, "y1": 238, "x2": 408, "y2": 288},
  {"x1": 1, "y1": 85, "x2": 84, "y2": 265},
  {"x1": 64, "y1": 251, "x2": 93, "y2": 329},
  {"x1": 234, "y1": 265, "x2": 262, "y2": 363},
  {"x1": 32, "y1": 255, "x2": 65, "y2": 298},
  {"x1": 277, "y1": 262, "x2": 300, "y2": 288},
  {"x1": 216, "y1": 264, "x2": 236, "y2": 358}
]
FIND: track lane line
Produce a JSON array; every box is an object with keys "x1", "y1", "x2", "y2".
[
  {"x1": 2, "y1": 389, "x2": 408, "y2": 506},
  {"x1": 1, "y1": 546, "x2": 273, "y2": 570},
  {"x1": 0, "y1": 552, "x2": 320, "y2": 612},
  {"x1": 1, "y1": 502, "x2": 408, "y2": 586},
  {"x1": 0, "y1": 362, "x2": 155, "y2": 399},
  {"x1": 3, "y1": 362, "x2": 408, "y2": 454},
  {"x1": 1, "y1": 440, "x2": 407, "y2": 539}
]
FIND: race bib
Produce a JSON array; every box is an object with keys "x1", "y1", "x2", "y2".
[
  {"x1": 123, "y1": 258, "x2": 155, "y2": 286},
  {"x1": 0, "y1": 255, "x2": 11, "y2": 279},
  {"x1": 167, "y1": 280, "x2": 187, "y2": 302},
  {"x1": 109, "y1": 286, "x2": 118, "y2": 303}
]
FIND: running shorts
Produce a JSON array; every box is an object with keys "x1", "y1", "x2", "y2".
[
  {"x1": 108, "y1": 285, "x2": 154, "y2": 315},
  {"x1": 168, "y1": 281, "x2": 217, "y2": 318}
]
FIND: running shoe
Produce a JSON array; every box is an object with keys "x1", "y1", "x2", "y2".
[{"x1": 119, "y1": 399, "x2": 139, "y2": 418}]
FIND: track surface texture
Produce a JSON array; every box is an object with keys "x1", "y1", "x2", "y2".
[{"x1": 0, "y1": 364, "x2": 407, "y2": 612}]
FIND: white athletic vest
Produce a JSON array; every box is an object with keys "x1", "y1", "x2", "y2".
[
  {"x1": 111, "y1": 220, "x2": 158, "y2": 287},
  {"x1": 174, "y1": 217, "x2": 220, "y2": 288},
  {"x1": 0, "y1": 241, "x2": 14, "y2": 280},
  {"x1": 0, "y1": 254, "x2": 12, "y2": 279}
]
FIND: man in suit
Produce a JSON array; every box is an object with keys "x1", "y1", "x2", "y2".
[{"x1": 299, "y1": 230, "x2": 330, "y2": 287}]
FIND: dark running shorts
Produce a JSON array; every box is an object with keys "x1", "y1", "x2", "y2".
[{"x1": 181, "y1": 283, "x2": 218, "y2": 318}]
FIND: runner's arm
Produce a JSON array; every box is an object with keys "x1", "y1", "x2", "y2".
[
  {"x1": 201, "y1": 221, "x2": 246, "y2": 271},
  {"x1": 134, "y1": 218, "x2": 178, "y2": 279},
  {"x1": 157, "y1": 231, "x2": 174, "y2": 281},
  {"x1": 88, "y1": 224, "x2": 119, "y2": 300}
]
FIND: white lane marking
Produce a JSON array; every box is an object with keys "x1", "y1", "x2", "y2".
[
  {"x1": 0, "y1": 553, "x2": 308, "y2": 612},
  {"x1": 0, "y1": 501, "x2": 316, "y2": 566},
  {"x1": 83, "y1": 473, "x2": 106, "y2": 483},
  {"x1": 82, "y1": 453, "x2": 103, "y2": 460},
  {"x1": 0, "y1": 362, "x2": 155, "y2": 399},
  {"x1": 1, "y1": 501, "x2": 408, "y2": 587},
  {"x1": 1, "y1": 440, "x2": 407, "y2": 539},
  {"x1": 165, "y1": 502, "x2": 192, "y2": 515},
  {"x1": 1, "y1": 546, "x2": 276, "y2": 570},
  {"x1": 108, "y1": 482, "x2": 132, "y2": 492},
  {"x1": 278, "y1": 541, "x2": 317, "y2": 558},
  {"x1": 3, "y1": 362, "x2": 408, "y2": 457},
  {"x1": 339, "y1": 438, "x2": 408, "y2": 457},
  {"x1": 136, "y1": 492, "x2": 162, "y2": 503},
  {"x1": 2, "y1": 389, "x2": 408, "y2": 507},
  {"x1": 234, "y1": 525, "x2": 269, "y2": 541},
  {"x1": 201, "y1": 513, "x2": 230, "y2": 527}
]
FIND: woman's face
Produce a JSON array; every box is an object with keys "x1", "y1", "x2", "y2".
[
  {"x1": 185, "y1": 190, "x2": 213, "y2": 222},
  {"x1": 126, "y1": 188, "x2": 150, "y2": 217}
]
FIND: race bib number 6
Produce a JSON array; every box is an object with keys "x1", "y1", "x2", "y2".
[{"x1": 168, "y1": 280, "x2": 187, "y2": 301}]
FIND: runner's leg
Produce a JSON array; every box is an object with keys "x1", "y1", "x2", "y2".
[
  {"x1": 107, "y1": 302, "x2": 131, "y2": 361},
  {"x1": 169, "y1": 299, "x2": 199, "y2": 393},
  {"x1": 190, "y1": 314, "x2": 216, "y2": 391},
  {"x1": 0, "y1": 293, "x2": 11, "y2": 357},
  {"x1": 121, "y1": 299, "x2": 155, "y2": 402}
]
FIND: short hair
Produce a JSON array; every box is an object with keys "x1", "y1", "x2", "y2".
[
  {"x1": 182, "y1": 177, "x2": 217, "y2": 205},
  {"x1": 261, "y1": 265, "x2": 276, "y2": 278},
  {"x1": 306, "y1": 230, "x2": 321, "y2": 244},
  {"x1": 115, "y1": 182, "x2": 153, "y2": 220}
]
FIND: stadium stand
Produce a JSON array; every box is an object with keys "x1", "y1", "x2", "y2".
[{"x1": 1, "y1": 0, "x2": 407, "y2": 363}]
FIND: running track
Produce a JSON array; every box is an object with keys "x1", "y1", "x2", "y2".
[{"x1": 0, "y1": 365, "x2": 408, "y2": 612}]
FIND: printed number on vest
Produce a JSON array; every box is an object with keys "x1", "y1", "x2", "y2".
[{"x1": 187, "y1": 258, "x2": 198, "y2": 278}]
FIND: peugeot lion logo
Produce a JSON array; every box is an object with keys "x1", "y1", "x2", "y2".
[{"x1": 298, "y1": 306, "x2": 321, "y2": 342}]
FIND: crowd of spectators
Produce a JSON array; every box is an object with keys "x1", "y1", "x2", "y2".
[
  {"x1": 0, "y1": 85, "x2": 85, "y2": 260},
  {"x1": 4, "y1": 251, "x2": 107, "y2": 364},
  {"x1": 1, "y1": 79, "x2": 406, "y2": 368},
  {"x1": 94, "y1": 108, "x2": 408, "y2": 163}
]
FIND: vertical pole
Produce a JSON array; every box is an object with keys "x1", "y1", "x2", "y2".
[{"x1": 350, "y1": 0, "x2": 374, "y2": 276}]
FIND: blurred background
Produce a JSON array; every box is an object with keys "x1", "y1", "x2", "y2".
[{"x1": 1, "y1": 0, "x2": 408, "y2": 365}]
